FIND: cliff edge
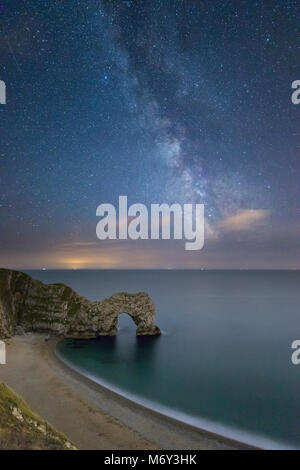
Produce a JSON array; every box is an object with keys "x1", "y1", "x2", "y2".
[
  {"x1": 0, "y1": 382, "x2": 77, "y2": 450},
  {"x1": 0, "y1": 268, "x2": 161, "y2": 339}
]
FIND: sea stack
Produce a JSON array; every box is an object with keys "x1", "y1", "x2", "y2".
[{"x1": 0, "y1": 268, "x2": 161, "y2": 339}]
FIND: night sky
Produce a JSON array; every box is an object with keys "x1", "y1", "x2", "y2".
[{"x1": 0, "y1": 0, "x2": 299, "y2": 269}]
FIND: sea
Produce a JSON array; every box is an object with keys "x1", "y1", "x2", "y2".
[{"x1": 25, "y1": 269, "x2": 300, "y2": 449}]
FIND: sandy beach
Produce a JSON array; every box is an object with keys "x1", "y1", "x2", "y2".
[{"x1": 0, "y1": 334, "x2": 250, "y2": 450}]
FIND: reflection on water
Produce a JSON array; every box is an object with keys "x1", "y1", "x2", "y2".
[{"x1": 135, "y1": 335, "x2": 161, "y2": 360}]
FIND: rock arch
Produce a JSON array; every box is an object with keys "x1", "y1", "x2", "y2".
[
  {"x1": 0, "y1": 269, "x2": 161, "y2": 339},
  {"x1": 94, "y1": 292, "x2": 161, "y2": 336}
]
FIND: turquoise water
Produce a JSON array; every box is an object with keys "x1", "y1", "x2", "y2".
[{"x1": 28, "y1": 270, "x2": 300, "y2": 449}]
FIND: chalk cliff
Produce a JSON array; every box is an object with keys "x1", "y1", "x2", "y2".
[{"x1": 0, "y1": 268, "x2": 161, "y2": 339}]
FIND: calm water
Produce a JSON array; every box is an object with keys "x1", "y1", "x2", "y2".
[{"x1": 27, "y1": 270, "x2": 300, "y2": 449}]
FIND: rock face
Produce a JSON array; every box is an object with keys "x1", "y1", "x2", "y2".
[{"x1": 0, "y1": 268, "x2": 161, "y2": 339}]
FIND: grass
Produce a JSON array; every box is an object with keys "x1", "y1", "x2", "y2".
[{"x1": 0, "y1": 382, "x2": 77, "y2": 450}]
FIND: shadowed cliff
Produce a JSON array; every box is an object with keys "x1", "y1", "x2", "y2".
[{"x1": 0, "y1": 269, "x2": 161, "y2": 339}]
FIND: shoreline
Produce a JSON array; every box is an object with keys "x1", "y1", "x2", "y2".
[
  {"x1": 1, "y1": 333, "x2": 251, "y2": 450},
  {"x1": 55, "y1": 341, "x2": 259, "y2": 450}
]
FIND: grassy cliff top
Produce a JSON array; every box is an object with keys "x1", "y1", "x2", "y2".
[{"x1": 0, "y1": 382, "x2": 77, "y2": 450}]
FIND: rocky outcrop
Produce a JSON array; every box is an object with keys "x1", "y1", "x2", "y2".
[{"x1": 0, "y1": 269, "x2": 161, "y2": 339}]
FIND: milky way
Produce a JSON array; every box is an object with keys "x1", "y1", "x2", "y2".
[{"x1": 0, "y1": 1, "x2": 299, "y2": 268}]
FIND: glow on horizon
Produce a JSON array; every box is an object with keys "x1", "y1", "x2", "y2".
[{"x1": 1, "y1": 239, "x2": 300, "y2": 271}]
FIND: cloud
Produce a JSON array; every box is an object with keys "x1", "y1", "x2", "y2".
[{"x1": 219, "y1": 209, "x2": 270, "y2": 232}]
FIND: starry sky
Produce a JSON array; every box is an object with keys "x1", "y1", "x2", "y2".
[{"x1": 0, "y1": 0, "x2": 299, "y2": 269}]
